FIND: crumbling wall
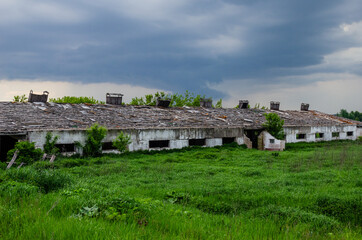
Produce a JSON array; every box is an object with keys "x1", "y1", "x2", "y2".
[
  {"x1": 284, "y1": 125, "x2": 357, "y2": 143},
  {"x1": 259, "y1": 131, "x2": 285, "y2": 151},
  {"x1": 28, "y1": 127, "x2": 245, "y2": 153}
]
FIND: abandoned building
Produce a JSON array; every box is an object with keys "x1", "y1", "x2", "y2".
[{"x1": 0, "y1": 97, "x2": 361, "y2": 161}]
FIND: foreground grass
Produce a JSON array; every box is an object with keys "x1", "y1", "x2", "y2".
[{"x1": 0, "y1": 141, "x2": 361, "y2": 239}]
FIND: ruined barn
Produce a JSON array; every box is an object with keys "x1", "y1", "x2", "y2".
[{"x1": 0, "y1": 100, "x2": 361, "y2": 161}]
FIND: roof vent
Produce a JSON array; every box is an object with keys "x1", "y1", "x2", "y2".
[
  {"x1": 270, "y1": 101, "x2": 280, "y2": 110},
  {"x1": 106, "y1": 93, "x2": 123, "y2": 105},
  {"x1": 200, "y1": 98, "x2": 212, "y2": 108},
  {"x1": 239, "y1": 100, "x2": 249, "y2": 109},
  {"x1": 28, "y1": 90, "x2": 49, "y2": 103},
  {"x1": 156, "y1": 97, "x2": 171, "y2": 107},
  {"x1": 301, "y1": 103, "x2": 309, "y2": 111}
]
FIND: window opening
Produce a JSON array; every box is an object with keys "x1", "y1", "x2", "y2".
[
  {"x1": 189, "y1": 139, "x2": 206, "y2": 146},
  {"x1": 222, "y1": 137, "x2": 235, "y2": 145},
  {"x1": 149, "y1": 140, "x2": 169, "y2": 149},
  {"x1": 55, "y1": 144, "x2": 75, "y2": 152},
  {"x1": 296, "y1": 134, "x2": 306, "y2": 139}
]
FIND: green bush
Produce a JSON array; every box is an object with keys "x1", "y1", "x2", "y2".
[
  {"x1": 82, "y1": 123, "x2": 108, "y2": 157},
  {"x1": 112, "y1": 132, "x2": 131, "y2": 154},
  {"x1": 7, "y1": 141, "x2": 43, "y2": 165},
  {"x1": 129, "y1": 91, "x2": 210, "y2": 107},
  {"x1": 13, "y1": 94, "x2": 28, "y2": 103},
  {"x1": 43, "y1": 132, "x2": 59, "y2": 154},
  {"x1": 49, "y1": 96, "x2": 105, "y2": 104},
  {"x1": 262, "y1": 113, "x2": 285, "y2": 140},
  {"x1": 2, "y1": 167, "x2": 73, "y2": 193}
]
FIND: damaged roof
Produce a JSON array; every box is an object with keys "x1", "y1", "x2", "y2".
[{"x1": 0, "y1": 102, "x2": 360, "y2": 134}]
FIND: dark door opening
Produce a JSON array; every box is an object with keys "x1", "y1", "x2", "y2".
[
  {"x1": 244, "y1": 130, "x2": 262, "y2": 149},
  {"x1": 0, "y1": 135, "x2": 22, "y2": 162}
]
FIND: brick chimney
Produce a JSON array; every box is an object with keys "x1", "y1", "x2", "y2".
[
  {"x1": 28, "y1": 90, "x2": 49, "y2": 103},
  {"x1": 239, "y1": 100, "x2": 249, "y2": 109},
  {"x1": 301, "y1": 103, "x2": 309, "y2": 111},
  {"x1": 106, "y1": 93, "x2": 123, "y2": 105},
  {"x1": 270, "y1": 101, "x2": 280, "y2": 110}
]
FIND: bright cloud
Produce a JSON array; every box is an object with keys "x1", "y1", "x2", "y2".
[{"x1": 0, "y1": 80, "x2": 166, "y2": 104}]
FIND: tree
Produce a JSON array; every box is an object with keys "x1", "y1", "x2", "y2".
[
  {"x1": 43, "y1": 132, "x2": 59, "y2": 154},
  {"x1": 262, "y1": 113, "x2": 284, "y2": 140},
  {"x1": 83, "y1": 123, "x2": 108, "y2": 157},
  {"x1": 112, "y1": 132, "x2": 131, "y2": 154}
]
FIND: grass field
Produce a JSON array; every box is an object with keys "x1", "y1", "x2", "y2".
[{"x1": 0, "y1": 141, "x2": 361, "y2": 239}]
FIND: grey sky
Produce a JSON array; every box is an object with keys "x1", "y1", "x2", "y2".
[{"x1": 0, "y1": 0, "x2": 361, "y2": 113}]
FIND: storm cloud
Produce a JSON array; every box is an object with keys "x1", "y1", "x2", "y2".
[{"x1": 1, "y1": 0, "x2": 361, "y2": 112}]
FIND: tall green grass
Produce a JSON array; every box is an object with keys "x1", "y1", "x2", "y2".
[{"x1": 0, "y1": 141, "x2": 361, "y2": 239}]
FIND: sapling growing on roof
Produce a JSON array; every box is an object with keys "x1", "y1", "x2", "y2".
[{"x1": 262, "y1": 113, "x2": 284, "y2": 140}]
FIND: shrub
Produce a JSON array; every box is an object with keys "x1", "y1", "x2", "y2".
[
  {"x1": 7, "y1": 141, "x2": 43, "y2": 165},
  {"x1": 112, "y1": 132, "x2": 131, "y2": 154},
  {"x1": 2, "y1": 167, "x2": 73, "y2": 193},
  {"x1": 215, "y1": 99, "x2": 222, "y2": 108},
  {"x1": 43, "y1": 132, "x2": 59, "y2": 154},
  {"x1": 13, "y1": 94, "x2": 28, "y2": 102},
  {"x1": 81, "y1": 123, "x2": 108, "y2": 157},
  {"x1": 49, "y1": 96, "x2": 105, "y2": 104},
  {"x1": 262, "y1": 113, "x2": 285, "y2": 140}
]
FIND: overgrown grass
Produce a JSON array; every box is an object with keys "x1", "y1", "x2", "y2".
[{"x1": 0, "y1": 141, "x2": 361, "y2": 239}]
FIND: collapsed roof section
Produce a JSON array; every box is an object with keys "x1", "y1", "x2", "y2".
[{"x1": 0, "y1": 102, "x2": 360, "y2": 134}]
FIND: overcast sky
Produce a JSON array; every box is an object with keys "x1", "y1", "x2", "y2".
[{"x1": 0, "y1": 0, "x2": 361, "y2": 113}]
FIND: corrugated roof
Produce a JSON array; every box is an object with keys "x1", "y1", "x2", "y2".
[{"x1": 0, "y1": 102, "x2": 360, "y2": 134}]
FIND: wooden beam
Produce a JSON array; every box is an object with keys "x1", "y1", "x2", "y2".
[{"x1": 6, "y1": 150, "x2": 19, "y2": 170}]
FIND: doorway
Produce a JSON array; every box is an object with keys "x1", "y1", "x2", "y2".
[
  {"x1": 244, "y1": 130, "x2": 262, "y2": 149},
  {"x1": 0, "y1": 135, "x2": 25, "y2": 162}
]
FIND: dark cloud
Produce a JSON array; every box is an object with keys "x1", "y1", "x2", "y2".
[{"x1": 0, "y1": 0, "x2": 361, "y2": 98}]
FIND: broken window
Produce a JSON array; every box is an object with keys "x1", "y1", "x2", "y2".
[
  {"x1": 189, "y1": 139, "x2": 206, "y2": 146},
  {"x1": 149, "y1": 140, "x2": 169, "y2": 149},
  {"x1": 222, "y1": 137, "x2": 235, "y2": 144},
  {"x1": 102, "y1": 142, "x2": 117, "y2": 150},
  {"x1": 332, "y1": 132, "x2": 339, "y2": 138},
  {"x1": 55, "y1": 144, "x2": 75, "y2": 152},
  {"x1": 315, "y1": 133, "x2": 324, "y2": 138},
  {"x1": 296, "y1": 134, "x2": 306, "y2": 140},
  {"x1": 347, "y1": 131, "x2": 353, "y2": 136},
  {"x1": 269, "y1": 139, "x2": 275, "y2": 144}
]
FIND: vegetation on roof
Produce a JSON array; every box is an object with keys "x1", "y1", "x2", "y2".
[{"x1": 49, "y1": 96, "x2": 105, "y2": 104}]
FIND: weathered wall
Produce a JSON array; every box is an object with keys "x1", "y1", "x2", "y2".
[
  {"x1": 258, "y1": 131, "x2": 285, "y2": 151},
  {"x1": 357, "y1": 127, "x2": 362, "y2": 138},
  {"x1": 284, "y1": 125, "x2": 357, "y2": 143},
  {"x1": 28, "y1": 127, "x2": 245, "y2": 152}
]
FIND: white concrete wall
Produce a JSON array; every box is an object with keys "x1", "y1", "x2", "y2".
[
  {"x1": 261, "y1": 131, "x2": 285, "y2": 151},
  {"x1": 206, "y1": 138, "x2": 222, "y2": 147},
  {"x1": 284, "y1": 125, "x2": 357, "y2": 143},
  {"x1": 357, "y1": 127, "x2": 362, "y2": 138},
  {"x1": 28, "y1": 127, "x2": 245, "y2": 153}
]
